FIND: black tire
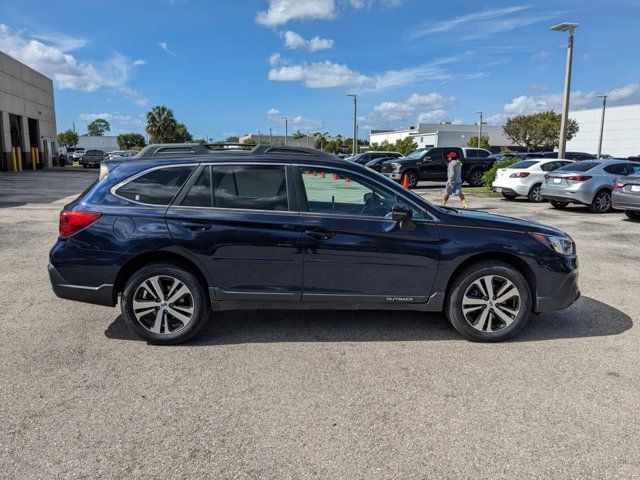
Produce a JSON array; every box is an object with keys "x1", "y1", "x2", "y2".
[
  {"x1": 590, "y1": 189, "x2": 612, "y2": 213},
  {"x1": 82, "y1": 164, "x2": 87, "y2": 168},
  {"x1": 502, "y1": 192, "x2": 518, "y2": 200},
  {"x1": 467, "y1": 169, "x2": 483, "y2": 187},
  {"x1": 445, "y1": 261, "x2": 532, "y2": 342},
  {"x1": 527, "y1": 183, "x2": 544, "y2": 203},
  {"x1": 625, "y1": 211, "x2": 640, "y2": 220},
  {"x1": 550, "y1": 200, "x2": 568, "y2": 209},
  {"x1": 404, "y1": 170, "x2": 418, "y2": 189},
  {"x1": 121, "y1": 262, "x2": 210, "y2": 344}
]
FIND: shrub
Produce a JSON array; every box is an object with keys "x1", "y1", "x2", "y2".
[{"x1": 482, "y1": 158, "x2": 521, "y2": 187}]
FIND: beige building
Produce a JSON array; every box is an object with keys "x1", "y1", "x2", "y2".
[{"x1": 0, "y1": 51, "x2": 57, "y2": 171}]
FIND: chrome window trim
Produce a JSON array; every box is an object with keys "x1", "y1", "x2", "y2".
[
  {"x1": 293, "y1": 163, "x2": 439, "y2": 222},
  {"x1": 110, "y1": 163, "x2": 199, "y2": 207}
]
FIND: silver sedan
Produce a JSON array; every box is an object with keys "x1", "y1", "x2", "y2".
[
  {"x1": 612, "y1": 172, "x2": 640, "y2": 220},
  {"x1": 540, "y1": 159, "x2": 640, "y2": 213}
]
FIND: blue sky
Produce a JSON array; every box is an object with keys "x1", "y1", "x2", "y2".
[{"x1": 1, "y1": 0, "x2": 639, "y2": 140}]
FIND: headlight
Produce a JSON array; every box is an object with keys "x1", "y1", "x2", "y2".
[
  {"x1": 531, "y1": 233, "x2": 576, "y2": 255},
  {"x1": 389, "y1": 163, "x2": 402, "y2": 171}
]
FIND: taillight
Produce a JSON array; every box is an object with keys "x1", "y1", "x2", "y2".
[
  {"x1": 59, "y1": 210, "x2": 102, "y2": 238},
  {"x1": 567, "y1": 175, "x2": 592, "y2": 182},
  {"x1": 544, "y1": 174, "x2": 550, "y2": 179},
  {"x1": 614, "y1": 181, "x2": 624, "y2": 190},
  {"x1": 509, "y1": 172, "x2": 530, "y2": 178}
]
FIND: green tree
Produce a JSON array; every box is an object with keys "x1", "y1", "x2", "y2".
[
  {"x1": 394, "y1": 137, "x2": 418, "y2": 156},
  {"x1": 225, "y1": 136, "x2": 240, "y2": 143},
  {"x1": 87, "y1": 118, "x2": 110, "y2": 136},
  {"x1": 503, "y1": 111, "x2": 579, "y2": 151},
  {"x1": 292, "y1": 130, "x2": 305, "y2": 146},
  {"x1": 467, "y1": 135, "x2": 490, "y2": 150},
  {"x1": 57, "y1": 129, "x2": 79, "y2": 150},
  {"x1": 117, "y1": 133, "x2": 146, "y2": 150},
  {"x1": 146, "y1": 106, "x2": 177, "y2": 143},
  {"x1": 172, "y1": 123, "x2": 193, "y2": 143},
  {"x1": 241, "y1": 137, "x2": 257, "y2": 145},
  {"x1": 314, "y1": 132, "x2": 329, "y2": 151}
]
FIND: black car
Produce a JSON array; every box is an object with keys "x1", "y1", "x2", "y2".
[
  {"x1": 350, "y1": 151, "x2": 402, "y2": 165},
  {"x1": 541, "y1": 151, "x2": 597, "y2": 161},
  {"x1": 380, "y1": 147, "x2": 496, "y2": 188},
  {"x1": 49, "y1": 144, "x2": 579, "y2": 344},
  {"x1": 365, "y1": 155, "x2": 404, "y2": 172}
]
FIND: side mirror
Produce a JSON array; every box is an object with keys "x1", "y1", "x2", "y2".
[{"x1": 391, "y1": 202, "x2": 415, "y2": 231}]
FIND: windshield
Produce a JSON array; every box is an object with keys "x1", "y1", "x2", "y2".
[
  {"x1": 508, "y1": 160, "x2": 539, "y2": 169},
  {"x1": 557, "y1": 161, "x2": 600, "y2": 172},
  {"x1": 406, "y1": 149, "x2": 426, "y2": 160}
]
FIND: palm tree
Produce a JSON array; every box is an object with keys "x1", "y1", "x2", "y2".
[
  {"x1": 313, "y1": 131, "x2": 329, "y2": 151},
  {"x1": 146, "y1": 106, "x2": 177, "y2": 143},
  {"x1": 292, "y1": 130, "x2": 304, "y2": 146}
]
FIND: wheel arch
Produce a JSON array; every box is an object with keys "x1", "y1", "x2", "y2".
[
  {"x1": 113, "y1": 250, "x2": 210, "y2": 304},
  {"x1": 444, "y1": 252, "x2": 537, "y2": 310}
]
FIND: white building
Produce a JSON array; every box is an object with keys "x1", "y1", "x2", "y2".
[
  {"x1": 74, "y1": 135, "x2": 120, "y2": 152},
  {"x1": 566, "y1": 104, "x2": 640, "y2": 158},
  {"x1": 0, "y1": 51, "x2": 57, "y2": 170},
  {"x1": 369, "y1": 123, "x2": 515, "y2": 151}
]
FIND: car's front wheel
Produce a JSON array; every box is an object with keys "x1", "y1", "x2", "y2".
[
  {"x1": 446, "y1": 261, "x2": 532, "y2": 342},
  {"x1": 467, "y1": 169, "x2": 483, "y2": 187},
  {"x1": 403, "y1": 170, "x2": 418, "y2": 189},
  {"x1": 121, "y1": 263, "x2": 210, "y2": 344}
]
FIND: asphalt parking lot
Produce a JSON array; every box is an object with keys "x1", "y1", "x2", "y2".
[{"x1": 1, "y1": 169, "x2": 639, "y2": 479}]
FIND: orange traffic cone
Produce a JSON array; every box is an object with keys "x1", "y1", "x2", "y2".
[
  {"x1": 321, "y1": 172, "x2": 326, "y2": 179},
  {"x1": 402, "y1": 174, "x2": 410, "y2": 189},
  {"x1": 332, "y1": 173, "x2": 339, "y2": 180},
  {"x1": 313, "y1": 171, "x2": 318, "y2": 176},
  {"x1": 345, "y1": 177, "x2": 351, "y2": 183}
]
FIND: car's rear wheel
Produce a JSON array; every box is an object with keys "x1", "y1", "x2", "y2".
[
  {"x1": 527, "y1": 183, "x2": 544, "y2": 202},
  {"x1": 590, "y1": 190, "x2": 612, "y2": 213},
  {"x1": 625, "y1": 211, "x2": 640, "y2": 220},
  {"x1": 467, "y1": 169, "x2": 483, "y2": 187},
  {"x1": 502, "y1": 192, "x2": 518, "y2": 200},
  {"x1": 550, "y1": 200, "x2": 568, "y2": 209},
  {"x1": 446, "y1": 261, "x2": 532, "y2": 342},
  {"x1": 121, "y1": 263, "x2": 209, "y2": 344}
]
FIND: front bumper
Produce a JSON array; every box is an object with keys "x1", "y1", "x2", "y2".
[
  {"x1": 382, "y1": 172, "x2": 402, "y2": 181},
  {"x1": 534, "y1": 265, "x2": 580, "y2": 313},
  {"x1": 48, "y1": 262, "x2": 115, "y2": 306}
]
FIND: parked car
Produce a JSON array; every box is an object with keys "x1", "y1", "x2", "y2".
[
  {"x1": 380, "y1": 147, "x2": 496, "y2": 188},
  {"x1": 488, "y1": 153, "x2": 518, "y2": 162},
  {"x1": 350, "y1": 151, "x2": 403, "y2": 165},
  {"x1": 108, "y1": 150, "x2": 138, "y2": 160},
  {"x1": 69, "y1": 148, "x2": 85, "y2": 162},
  {"x1": 461, "y1": 148, "x2": 492, "y2": 158},
  {"x1": 492, "y1": 159, "x2": 574, "y2": 202},
  {"x1": 365, "y1": 155, "x2": 405, "y2": 172},
  {"x1": 541, "y1": 151, "x2": 597, "y2": 161},
  {"x1": 80, "y1": 149, "x2": 106, "y2": 168},
  {"x1": 49, "y1": 144, "x2": 579, "y2": 344},
  {"x1": 612, "y1": 172, "x2": 640, "y2": 220},
  {"x1": 540, "y1": 159, "x2": 640, "y2": 213}
]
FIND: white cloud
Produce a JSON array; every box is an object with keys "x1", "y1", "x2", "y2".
[
  {"x1": 78, "y1": 112, "x2": 146, "y2": 134},
  {"x1": 409, "y1": 6, "x2": 558, "y2": 41},
  {"x1": 267, "y1": 55, "x2": 457, "y2": 90},
  {"x1": 0, "y1": 23, "x2": 145, "y2": 102},
  {"x1": 158, "y1": 41, "x2": 178, "y2": 57},
  {"x1": 265, "y1": 108, "x2": 322, "y2": 130},
  {"x1": 256, "y1": 0, "x2": 336, "y2": 27},
  {"x1": 371, "y1": 92, "x2": 456, "y2": 124},
  {"x1": 350, "y1": 0, "x2": 403, "y2": 8},
  {"x1": 487, "y1": 83, "x2": 640, "y2": 124},
  {"x1": 281, "y1": 30, "x2": 333, "y2": 51}
]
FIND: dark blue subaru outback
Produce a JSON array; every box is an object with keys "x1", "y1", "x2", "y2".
[{"x1": 49, "y1": 144, "x2": 579, "y2": 344}]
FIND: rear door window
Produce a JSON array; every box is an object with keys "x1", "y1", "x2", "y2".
[
  {"x1": 181, "y1": 166, "x2": 213, "y2": 207},
  {"x1": 116, "y1": 166, "x2": 195, "y2": 205},
  {"x1": 211, "y1": 165, "x2": 288, "y2": 211}
]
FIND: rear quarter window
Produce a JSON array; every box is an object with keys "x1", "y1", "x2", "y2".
[{"x1": 115, "y1": 166, "x2": 195, "y2": 205}]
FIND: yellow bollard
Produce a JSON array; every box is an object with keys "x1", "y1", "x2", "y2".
[
  {"x1": 36, "y1": 147, "x2": 41, "y2": 169},
  {"x1": 17, "y1": 146, "x2": 22, "y2": 171},
  {"x1": 31, "y1": 147, "x2": 36, "y2": 170},
  {"x1": 11, "y1": 147, "x2": 17, "y2": 172}
]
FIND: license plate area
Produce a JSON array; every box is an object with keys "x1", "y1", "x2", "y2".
[
  {"x1": 553, "y1": 178, "x2": 562, "y2": 184},
  {"x1": 631, "y1": 185, "x2": 640, "y2": 192}
]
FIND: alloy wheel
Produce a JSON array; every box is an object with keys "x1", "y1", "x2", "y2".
[
  {"x1": 594, "y1": 192, "x2": 611, "y2": 212},
  {"x1": 406, "y1": 172, "x2": 418, "y2": 188},
  {"x1": 530, "y1": 186, "x2": 543, "y2": 202},
  {"x1": 133, "y1": 275, "x2": 195, "y2": 335},
  {"x1": 461, "y1": 275, "x2": 521, "y2": 333},
  {"x1": 469, "y1": 171, "x2": 482, "y2": 187}
]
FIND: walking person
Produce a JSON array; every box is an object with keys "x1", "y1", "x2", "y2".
[{"x1": 441, "y1": 151, "x2": 468, "y2": 209}]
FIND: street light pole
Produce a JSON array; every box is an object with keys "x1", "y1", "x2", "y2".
[
  {"x1": 551, "y1": 22, "x2": 578, "y2": 159},
  {"x1": 258, "y1": 130, "x2": 261, "y2": 144},
  {"x1": 347, "y1": 94, "x2": 357, "y2": 155},
  {"x1": 282, "y1": 116, "x2": 288, "y2": 146},
  {"x1": 475, "y1": 111, "x2": 483, "y2": 148},
  {"x1": 269, "y1": 127, "x2": 272, "y2": 145},
  {"x1": 306, "y1": 130, "x2": 310, "y2": 148},
  {"x1": 596, "y1": 94, "x2": 607, "y2": 158}
]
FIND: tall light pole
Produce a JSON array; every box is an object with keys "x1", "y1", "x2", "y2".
[
  {"x1": 258, "y1": 129, "x2": 261, "y2": 144},
  {"x1": 282, "y1": 116, "x2": 288, "y2": 145},
  {"x1": 551, "y1": 22, "x2": 579, "y2": 159},
  {"x1": 475, "y1": 111, "x2": 484, "y2": 148},
  {"x1": 269, "y1": 127, "x2": 272, "y2": 145},
  {"x1": 306, "y1": 130, "x2": 310, "y2": 148},
  {"x1": 596, "y1": 94, "x2": 607, "y2": 158},
  {"x1": 347, "y1": 93, "x2": 357, "y2": 155}
]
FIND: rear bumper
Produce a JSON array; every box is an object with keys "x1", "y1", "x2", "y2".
[
  {"x1": 540, "y1": 187, "x2": 592, "y2": 205},
  {"x1": 492, "y1": 180, "x2": 531, "y2": 196},
  {"x1": 48, "y1": 262, "x2": 115, "y2": 306}
]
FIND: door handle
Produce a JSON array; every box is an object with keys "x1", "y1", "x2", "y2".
[
  {"x1": 182, "y1": 222, "x2": 213, "y2": 231},
  {"x1": 304, "y1": 230, "x2": 335, "y2": 241}
]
